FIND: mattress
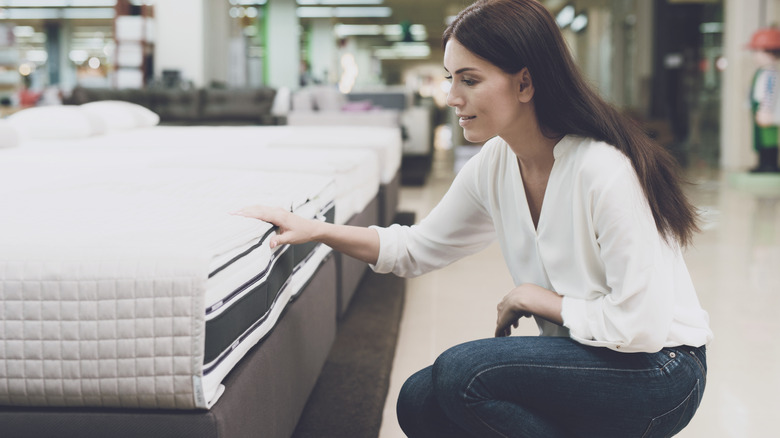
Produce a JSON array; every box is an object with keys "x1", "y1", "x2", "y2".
[
  {"x1": 107, "y1": 125, "x2": 402, "y2": 185},
  {"x1": 85, "y1": 124, "x2": 402, "y2": 185},
  {"x1": 125, "y1": 124, "x2": 401, "y2": 190},
  {"x1": 0, "y1": 163, "x2": 336, "y2": 410},
  {"x1": 6, "y1": 128, "x2": 382, "y2": 226},
  {"x1": 266, "y1": 125, "x2": 403, "y2": 184}
]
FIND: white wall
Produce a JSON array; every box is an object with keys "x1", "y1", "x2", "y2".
[
  {"x1": 154, "y1": 0, "x2": 206, "y2": 87},
  {"x1": 722, "y1": 0, "x2": 764, "y2": 170},
  {"x1": 204, "y1": 0, "x2": 232, "y2": 87},
  {"x1": 266, "y1": 0, "x2": 300, "y2": 90},
  {"x1": 308, "y1": 18, "x2": 337, "y2": 85}
]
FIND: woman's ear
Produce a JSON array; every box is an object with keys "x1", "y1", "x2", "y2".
[{"x1": 516, "y1": 67, "x2": 534, "y2": 103}]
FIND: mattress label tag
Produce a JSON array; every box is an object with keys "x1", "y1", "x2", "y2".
[{"x1": 193, "y1": 375, "x2": 206, "y2": 408}]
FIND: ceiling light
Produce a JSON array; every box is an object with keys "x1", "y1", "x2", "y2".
[
  {"x1": 373, "y1": 42, "x2": 430, "y2": 60},
  {"x1": 334, "y1": 23, "x2": 427, "y2": 40},
  {"x1": 570, "y1": 12, "x2": 588, "y2": 32},
  {"x1": 69, "y1": 49, "x2": 89, "y2": 64},
  {"x1": 1, "y1": 0, "x2": 117, "y2": 6},
  {"x1": 19, "y1": 63, "x2": 34, "y2": 76},
  {"x1": 1, "y1": 8, "x2": 59, "y2": 19},
  {"x1": 0, "y1": 7, "x2": 115, "y2": 19},
  {"x1": 25, "y1": 49, "x2": 48, "y2": 63},
  {"x1": 385, "y1": 24, "x2": 427, "y2": 41},
  {"x1": 555, "y1": 4, "x2": 575, "y2": 28},
  {"x1": 298, "y1": 0, "x2": 383, "y2": 4},
  {"x1": 334, "y1": 24, "x2": 384, "y2": 36},
  {"x1": 297, "y1": 6, "x2": 391, "y2": 18},
  {"x1": 12, "y1": 26, "x2": 36, "y2": 38}
]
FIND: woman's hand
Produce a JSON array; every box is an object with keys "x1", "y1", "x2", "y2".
[
  {"x1": 232, "y1": 205, "x2": 321, "y2": 249},
  {"x1": 495, "y1": 289, "x2": 532, "y2": 337},
  {"x1": 495, "y1": 284, "x2": 564, "y2": 337}
]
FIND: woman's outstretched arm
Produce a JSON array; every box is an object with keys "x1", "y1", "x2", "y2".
[{"x1": 233, "y1": 205, "x2": 380, "y2": 265}]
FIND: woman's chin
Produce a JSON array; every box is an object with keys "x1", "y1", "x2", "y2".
[{"x1": 463, "y1": 130, "x2": 491, "y2": 144}]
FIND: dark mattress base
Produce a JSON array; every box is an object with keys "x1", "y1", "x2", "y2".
[
  {"x1": 0, "y1": 255, "x2": 339, "y2": 438},
  {"x1": 335, "y1": 171, "x2": 399, "y2": 318},
  {"x1": 336, "y1": 195, "x2": 379, "y2": 318}
]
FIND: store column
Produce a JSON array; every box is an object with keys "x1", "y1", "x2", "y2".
[
  {"x1": 722, "y1": 0, "x2": 764, "y2": 170},
  {"x1": 153, "y1": 0, "x2": 230, "y2": 88},
  {"x1": 44, "y1": 21, "x2": 75, "y2": 93},
  {"x1": 264, "y1": 0, "x2": 300, "y2": 90},
  {"x1": 308, "y1": 18, "x2": 337, "y2": 85}
]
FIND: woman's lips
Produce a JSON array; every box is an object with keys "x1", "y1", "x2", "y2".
[{"x1": 459, "y1": 115, "x2": 476, "y2": 126}]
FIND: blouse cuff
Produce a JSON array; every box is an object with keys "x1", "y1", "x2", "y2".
[
  {"x1": 368, "y1": 225, "x2": 396, "y2": 274},
  {"x1": 561, "y1": 296, "x2": 593, "y2": 341}
]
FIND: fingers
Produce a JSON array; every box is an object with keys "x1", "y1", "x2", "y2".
[
  {"x1": 495, "y1": 321, "x2": 514, "y2": 337},
  {"x1": 495, "y1": 323, "x2": 513, "y2": 338},
  {"x1": 232, "y1": 206, "x2": 290, "y2": 249},
  {"x1": 232, "y1": 205, "x2": 284, "y2": 222},
  {"x1": 232, "y1": 205, "x2": 318, "y2": 249},
  {"x1": 269, "y1": 229, "x2": 294, "y2": 249}
]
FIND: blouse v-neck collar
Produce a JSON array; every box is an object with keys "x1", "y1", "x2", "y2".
[{"x1": 509, "y1": 135, "x2": 575, "y2": 234}]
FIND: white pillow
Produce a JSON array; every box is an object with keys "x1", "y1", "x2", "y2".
[
  {"x1": 0, "y1": 119, "x2": 20, "y2": 148},
  {"x1": 80, "y1": 107, "x2": 109, "y2": 136},
  {"x1": 80, "y1": 100, "x2": 160, "y2": 130},
  {"x1": 6, "y1": 106, "x2": 97, "y2": 140}
]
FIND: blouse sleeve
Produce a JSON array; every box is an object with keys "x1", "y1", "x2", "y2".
[
  {"x1": 370, "y1": 147, "x2": 497, "y2": 278},
  {"x1": 560, "y1": 160, "x2": 677, "y2": 352}
]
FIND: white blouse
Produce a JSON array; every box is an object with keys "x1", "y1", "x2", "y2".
[{"x1": 371, "y1": 135, "x2": 712, "y2": 353}]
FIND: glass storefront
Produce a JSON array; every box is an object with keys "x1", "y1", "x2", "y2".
[
  {"x1": 566, "y1": 0, "x2": 724, "y2": 169},
  {"x1": 651, "y1": 0, "x2": 724, "y2": 169}
]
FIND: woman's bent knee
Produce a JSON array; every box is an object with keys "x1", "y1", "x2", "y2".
[{"x1": 396, "y1": 366, "x2": 434, "y2": 434}]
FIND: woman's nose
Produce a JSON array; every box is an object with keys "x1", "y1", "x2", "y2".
[{"x1": 446, "y1": 88, "x2": 462, "y2": 108}]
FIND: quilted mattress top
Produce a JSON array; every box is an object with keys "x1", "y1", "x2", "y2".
[{"x1": 0, "y1": 161, "x2": 335, "y2": 409}]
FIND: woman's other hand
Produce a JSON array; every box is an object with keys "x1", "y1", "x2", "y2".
[
  {"x1": 233, "y1": 205, "x2": 320, "y2": 249},
  {"x1": 495, "y1": 287, "x2": 533, "y2": 337},
  {"x1": 495, "y1": 284, "x2": 564, "y2": 337}
]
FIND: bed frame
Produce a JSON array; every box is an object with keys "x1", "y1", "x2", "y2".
[{"x1": 0, "y1": 256, "x2": 338, "y2": 438}]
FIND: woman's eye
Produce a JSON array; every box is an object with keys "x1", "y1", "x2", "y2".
[
  {"x1": 462, "y1": 79, "x2": 475, "y2": 86},
  {"x1": 445, "y1": 75, "x2": 453, "y2": 81}
]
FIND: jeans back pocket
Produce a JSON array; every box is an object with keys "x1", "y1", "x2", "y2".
[{"x1": 641, "y1": 379, "x2": 701, "y2": 438}]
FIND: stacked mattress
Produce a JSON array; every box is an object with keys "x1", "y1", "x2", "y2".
[
  {"x1": 0, "y1": 162, "x2": 336, "y2": 409},
  {"x1": 1, "y1": 125, "x2": 392, "y2": 226},
  {"x1": 0, "y1": 103, "x2": 404, "y2": 434}
]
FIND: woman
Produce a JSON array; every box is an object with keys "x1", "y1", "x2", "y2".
[{"x1": 236, "y1": 0, "x2": 712, "y2": 436}]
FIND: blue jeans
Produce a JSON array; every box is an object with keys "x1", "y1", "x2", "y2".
[{"x1": 397, "y1": 337, "x2": 706, "y2": 438}]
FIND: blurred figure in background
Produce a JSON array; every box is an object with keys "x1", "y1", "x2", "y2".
[{"x1": 748, "y1": 26, "x2": 780, "y2": 173}]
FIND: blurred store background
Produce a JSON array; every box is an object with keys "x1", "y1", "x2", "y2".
[
  {"x1": 2, "y1": 2, "x2": 780, "y2": 437},
  {"x1": 0, "y1": 0, "x2": 771, "y2": 177}
]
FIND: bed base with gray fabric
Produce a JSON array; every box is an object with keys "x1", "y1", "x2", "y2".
[
  {"x1": 336, "y1": 197, "x2": 378, "y2": 318},
  {"x1": 0, "y1": 255, "x2": 338, "y2": 438},
  {"x1": 336, "y1": 169, "x2": 399, "y2": 317}
]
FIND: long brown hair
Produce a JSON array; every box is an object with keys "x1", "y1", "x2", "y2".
[{"x1": 443, "y1": 0, "x2": 699, "y2": 247}]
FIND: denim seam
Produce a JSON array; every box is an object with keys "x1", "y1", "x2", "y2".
[
  {"x1": 462, "y1": 365, "x2": 525, "y2": 438},
  {"x1": 640, "y1": 379, "x2": 699, "y2": 438},
  {"x1": 683, "y1": 349, "x2": 707, "y2": 386},
  {"x1": 462, "y1": 362, "x2": 676, "y2": 437},
  {"x1": 460, "y1": 397, "x2": 512, "y2": 438},
  {"x1": 469, "y1": 362, "x2": 672, "y2": 375}
]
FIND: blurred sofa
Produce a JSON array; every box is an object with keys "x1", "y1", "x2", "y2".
[{"x1": 64, "y1": 86, "x2": 278, "y2": 125}]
